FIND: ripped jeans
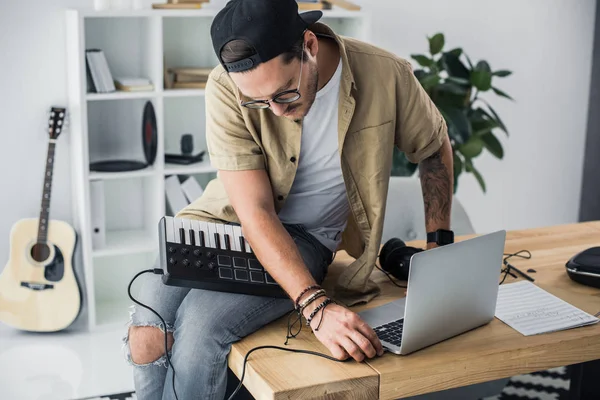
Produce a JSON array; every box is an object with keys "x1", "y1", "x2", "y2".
[{"x1": 123, "y1": 224, "x2": 333, "y2": 400}]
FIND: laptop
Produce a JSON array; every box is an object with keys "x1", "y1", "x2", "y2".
[{"x1": 358, "y1": 230, "x2": 506, "y2": 355}]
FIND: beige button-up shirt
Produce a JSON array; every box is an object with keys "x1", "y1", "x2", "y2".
[{"x1": 177, "y1": 23, "x2": 447, "y2": 306}]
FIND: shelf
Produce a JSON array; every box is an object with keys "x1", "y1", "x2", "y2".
[
  {"x1": 86, "y1": 90, "x2": 158, "y2": 101},
  {"x1": 92, "y1": 229, "x2": 157, "y2": 257},
  {"x1": 164, "y1": 159, "x2": 216, "y2": 175},
  {"x1": 75, "y1": 8, "x2": 365, "y2": 19},
  {"x1": 89, "y1": 165, "x2": 157, "y2": 180},
  {"x1": 163, "y1": 89, "x2": 206, "y2": 98}
]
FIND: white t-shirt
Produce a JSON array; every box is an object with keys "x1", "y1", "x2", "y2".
[{"x1": 278, "y1": 59, "x2": 349, "y2": 252}]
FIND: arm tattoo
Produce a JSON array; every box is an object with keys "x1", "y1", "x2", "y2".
[{"x1": 419, "y1": 149, "x2": 451, "y2": 228}]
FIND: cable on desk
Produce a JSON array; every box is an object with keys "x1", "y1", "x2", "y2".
[
  {"x1": 226, "y1": 345, "x2": 348, "y2": 400},
  {"x1": 128, "y1": 270, "x2": 349, "y2": 400},
  {"x1": 500, "y1": 250, "x2": 534, "y2": 284}
]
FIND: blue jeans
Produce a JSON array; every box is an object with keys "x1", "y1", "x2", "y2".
[{"x1": 123, "y1": 224, "x2": 333, "y2": 400}]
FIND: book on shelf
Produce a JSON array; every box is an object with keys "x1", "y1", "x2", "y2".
[
  {"x1": 165, "y1": 66, "x2": 212, "y2": 89},
  {"x1": 85, "y1": 49, "x2": 116, "y2": 93},
  {"x1": 297, "y1": 1, "x2": 331, "y2": 10},
  {"x1": 173, "y1": 82, "x2": 207, "y2": 89},
  {"x1": 152, "y1": 2, "x2": 204, "y2": 9},
  {"x1": 165, "y1": 175, "x2": 205, "y2": 215},
  {"x1": 114, "y1": 77, "x2": 154, "y2": 92},
  {"x1": 180, "y1": 175, "x2": 204, "y2": 203},
  {"x1": 165, "y1": 175, "x2": 189, "y2": 215}
]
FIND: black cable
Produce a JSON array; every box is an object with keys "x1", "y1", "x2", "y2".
[
  {"x1": 503, "y1": 250, "x2": 532, "y2": 262},
  {"x1": 374, "y1": 264, "x2": 407, "y2": 288},
  {"x1": 127, "y1": 269, "x2": 179, "y2": 400},
  {"x1": 128, "y1": 270, "x2": 343, "y2": 400},
  {"x1": 226, "y1": 345, "x2": 348, "y2": 400},
  {"x1": 499, "y1": 250, "x2": 533, "y2": 285}
]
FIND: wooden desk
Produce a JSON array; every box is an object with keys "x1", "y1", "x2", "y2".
[{"x1": 228, "y1": 222, "x2": 600, "y2": 399}]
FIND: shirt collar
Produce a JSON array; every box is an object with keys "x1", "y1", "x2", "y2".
[{"x1": 309, "y1": 22, "x2": 357, "y2": 94}]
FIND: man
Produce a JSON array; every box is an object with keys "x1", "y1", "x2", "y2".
[{"x1": 123, "y1": 0, "x2": 454, "y2": 398}]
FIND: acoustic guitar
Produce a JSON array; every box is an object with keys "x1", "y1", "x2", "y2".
[{"x1": 0, "y1": 107, "x2": 82, "y2": 332}]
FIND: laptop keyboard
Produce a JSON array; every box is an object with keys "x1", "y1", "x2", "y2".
[{"x1": 373, "y1": 319, "x2": 404, "y2": 347}]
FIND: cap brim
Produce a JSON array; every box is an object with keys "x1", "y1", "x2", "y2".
[{"x1": 300, "y1": 10, "x2": 323, "y2": 26}]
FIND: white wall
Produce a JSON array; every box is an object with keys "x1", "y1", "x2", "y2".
[
  {"x1": 355, "y1": 0, "x2": 597, "y2": 234},
  {"x1": 0, "y1": 0, "x2": 596, "y2": 273}
]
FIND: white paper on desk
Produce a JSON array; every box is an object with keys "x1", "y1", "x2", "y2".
[{"x1": 495, "y1": 281, "x2": 599, "y2": 336}]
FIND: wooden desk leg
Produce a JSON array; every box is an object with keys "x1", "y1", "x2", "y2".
[{"x1": 568, "y1": 359, "x2": 600, "y2": 399}]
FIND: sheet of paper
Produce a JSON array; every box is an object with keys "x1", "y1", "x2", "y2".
[{"x1": 495, "y1": 281, "x2": 599, "y2": 336}]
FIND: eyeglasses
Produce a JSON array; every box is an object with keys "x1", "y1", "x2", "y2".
[{"x1": 239, "y1": 43, "x2": 304, "y2": 109}]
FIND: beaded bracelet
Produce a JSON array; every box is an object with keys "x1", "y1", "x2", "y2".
[
  {"x1": 299, "y1": 293, "x2": 327, "y2": 319},
  {"x1": 315, "y1": 299, "x2": 336, "y2": 331},
  {"x1": 306, "y1": 297, "x2": 333, "y2": 327},
  {"x1": 298, "y1": 289, "x2": 326, "y2": 312},
  {"x1": 294, "y1": 285, "x2": 321, "y2": 310}
]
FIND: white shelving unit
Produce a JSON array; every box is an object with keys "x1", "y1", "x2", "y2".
[{"x1": 66, "y1": 6, "x2": 369, "y2": 330}]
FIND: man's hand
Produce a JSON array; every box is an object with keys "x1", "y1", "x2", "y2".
[
  {"x1": 426, "y1": 242, "x2": 439, "y2": 250},
  {"x1": 303, "y1": 301, "x2": 384, "y2": 362}
]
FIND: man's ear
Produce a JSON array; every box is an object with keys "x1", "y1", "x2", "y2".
[{"x1": 304, "y1": 30, "x2": 319, "y2": 59}]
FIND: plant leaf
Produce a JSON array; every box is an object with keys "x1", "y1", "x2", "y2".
[
  {"x1": 441, "y1": 52, "x2": 470, "y2": 80},
  {"x1": 469, "y1": 109, "x2": 500, "y2": 136},
  {"x1": 493, "y1": 70, "x2": 512, "y2": 77},
  {"x1": 471, "y1": 61, "x2": 493, "y2": 91},
  {"x1": 446, "y1": 76, "x2": 470, "y2": 85},
  {"x1": 471, "y1": 165, "x2": 487, "y2": 193},
  {"x1": 464, "y1": 157, "x2": 486, "y2": 192},
  {"x1": 437, "y1": 82, "x2": 468, "y2": 95},
  {"x1": 391, "y1": 147, "x2": 418, "y2": 177},
  {"x1": 419, "y1": 74, "x2": 441, "y2": 90},
  {"x1": 438, "y1": 105, "x2": 472, "y2": 144},
  {"x1": 453, "y1": 152, "x2": 463, "y2": 180},
  {"x1": 492, "y1": 86, "x2": 514, "y2": 101},
  {"x1": 447, "y1": 48, "x2": 463, "y2": 57},
  {"x1": 458, "y1": 136, "x2": 484, "y2": 158},
  {"x1": 435, "y1": 90, "x2": 469, "y2": 108},
  {"x1": 479, "y1": 100, "x2": 508, "y2": 136},
  {"x1": 464, "y1": 53, "x2": 474, "y2": 69},
  {"x1": 475, "y1": 60, "x2": 492, "y2": 73},
  {"x1": 414, "y1": 69, "x2": 427, "y2": 80},
  {"x1": 453, "y1": 152, "x2": 463, "y2": 194},
  {"x1": 481, "y1": 132, "x2": 504, "y2": 159},
  {"x1": 412, "y1": 54, "x2": 434, "y2": 67},
  {"x1": 429, "y1": 33, "x2": 445, "y2": 55},
  {"x1": 464, "y1": 157, "x2": 474, "y2": 172}
]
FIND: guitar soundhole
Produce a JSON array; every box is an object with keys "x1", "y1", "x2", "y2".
[{"x1": 31, "y1": 243, "x2": 51, "y2": 262}]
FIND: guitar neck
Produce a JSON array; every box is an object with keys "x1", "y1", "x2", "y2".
[{"x1": 37, "y1": 140, "x2": 56, "y2": 244}]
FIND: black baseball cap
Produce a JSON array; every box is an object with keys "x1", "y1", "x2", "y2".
[{"x1": 211, "y1": 0, "x2": 322, "y2": 73}]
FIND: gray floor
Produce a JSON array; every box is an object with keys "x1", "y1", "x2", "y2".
[{"x1": 0, "y1": 323, "x2": 133, "y2": 400}]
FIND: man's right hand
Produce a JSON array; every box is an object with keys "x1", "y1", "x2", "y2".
[{"x1": 305, "y1": 302, "x2": 384, "y2": 362}]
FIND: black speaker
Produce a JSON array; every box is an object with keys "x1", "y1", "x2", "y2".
[
  {"x1": 566, "y1": 247, "x2": 600, "y2": 289},
  {"x1": 379, "y1": 238, "x2": 424, "y2": 281},
  {"x1": 181, "y1": 134, "x2": 194, "y2": 155}
]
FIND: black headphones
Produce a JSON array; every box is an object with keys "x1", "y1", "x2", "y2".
[{"x1": 378, "y1": 238, "x2": 424, "y2": 281}]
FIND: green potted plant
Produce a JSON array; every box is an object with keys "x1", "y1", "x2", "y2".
[{"x1": 392, "y1": 33, "x2": 513, "y2": 193}]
